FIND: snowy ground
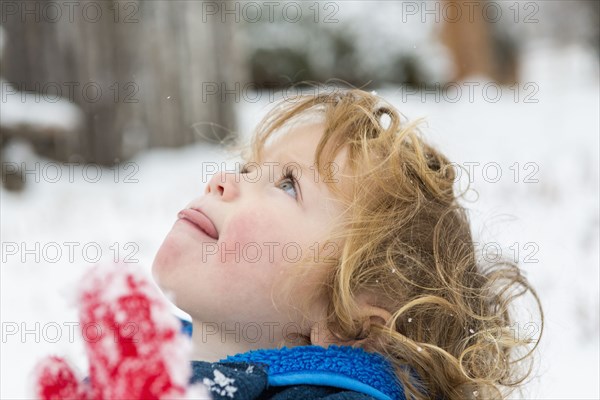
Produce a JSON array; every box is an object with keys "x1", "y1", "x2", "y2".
[{"x1": 1, "y1": 43, "x2": 598, "y2": 399}]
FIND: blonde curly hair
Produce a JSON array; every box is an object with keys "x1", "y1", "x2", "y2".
[{"x1": 235, "y1": 87, "x2": 543, "y2": 400}]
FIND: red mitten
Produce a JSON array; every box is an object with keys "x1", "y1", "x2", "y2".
[
  {"x1": 35, "y1": 356, "x2": 90, "y2": 400},
  {"x1": 34, "y1": 263, "x2": 206, "y2": 400}
]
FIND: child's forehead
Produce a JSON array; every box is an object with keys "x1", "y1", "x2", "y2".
[{"x1": 257, "y1": 123, "x2": 326, "y2": 163}]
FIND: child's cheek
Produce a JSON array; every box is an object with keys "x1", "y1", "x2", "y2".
[
  {"x1": 220, "y1": 212, "x2": 276, "y2": 266},
  {"x1": 220, "y1": 211, "x2": 288, "y2": 267}
]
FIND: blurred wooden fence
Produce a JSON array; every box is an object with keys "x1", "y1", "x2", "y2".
[
  {"x1": 1, "y1": 0, "x2": 244, "y2": 164},
  {"x1": 440, "y1": 0, "x2": 518, "y2": 84}
]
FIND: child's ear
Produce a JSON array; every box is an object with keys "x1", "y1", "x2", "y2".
[
  {"x1": 361, "y1": 304, "x2": 393, "y2": 329},
  {"x1": 309, "y1": 296, "x2": 392, "y2": 348},
  {"x1": 355, "y1": 291, "x2": 393, "y2": 330}
]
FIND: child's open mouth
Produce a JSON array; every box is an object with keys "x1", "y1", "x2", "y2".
[{"x1": 177, "y1": 208, "x2": 219, "y2": 240}]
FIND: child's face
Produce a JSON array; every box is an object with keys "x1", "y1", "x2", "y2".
[{"x1": 153, "y1": 123, "x2": 346, "y2": 343}]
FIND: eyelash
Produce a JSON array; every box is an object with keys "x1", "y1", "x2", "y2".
[
  {"x1": 279, "y1": 166, "x2": 300, "y2": 198},
  {"x1": 239, "y1": 164, "x2": 300, "y2": 200}
]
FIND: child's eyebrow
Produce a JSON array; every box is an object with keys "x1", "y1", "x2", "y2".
[
  {"x1": 277, "y1": 158, "x2": 312, "y2": 181},
  {"x1": 258, "y1": 151, "x2": 314, "y2": 180},
  {"x1": 258, "y1": 147, "x2": 338, "y2": 189}
]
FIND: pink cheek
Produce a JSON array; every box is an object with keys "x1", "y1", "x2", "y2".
[
  {"x1": 220, "y1": 212, "x2": 282, "y2": 266},
  {"x1": 225, "y1": 215, "x2": 256, "y2": 246}
]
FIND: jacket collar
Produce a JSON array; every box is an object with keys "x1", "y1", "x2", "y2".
[{"x1": 220, "y1": 345, "x2": 405, "y2": 400}]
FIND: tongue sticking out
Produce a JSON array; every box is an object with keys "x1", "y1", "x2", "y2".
[{"x1": 178, "y1": 208, "x2": 219, "y2": 240}]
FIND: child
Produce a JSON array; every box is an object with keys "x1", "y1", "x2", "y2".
[{"x1": 152, "y1": 88, "x2": 543, "y2": 400}]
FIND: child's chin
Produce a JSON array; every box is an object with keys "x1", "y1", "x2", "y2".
[
  {"x1": 150, "y1": 260, "x2": 182, "y2": 302},
  {"x1": 152, "y1": 239, "x2": 180, "y2": 279}
]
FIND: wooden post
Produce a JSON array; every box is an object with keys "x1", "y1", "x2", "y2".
[
  {"x1": 1, "y1": 0, "x2": 244, "y2": 165},
  {"x1": 440, "y1": 0, "x2": 517, "y2": 83}
]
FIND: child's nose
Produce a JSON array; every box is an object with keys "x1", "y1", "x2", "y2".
[{"x1": 205, "y1": 171, "x2": 239, "y2": 201}]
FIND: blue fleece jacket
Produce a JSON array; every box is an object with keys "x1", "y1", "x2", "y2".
[{"x1": 182, "y1": 319, "x2": 406, "y2": 400}]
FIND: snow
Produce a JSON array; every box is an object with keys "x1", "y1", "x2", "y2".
[
  {"x1": 0, "y1": 79, "x2": 84, "y2": 132},
  {"x1": 202, "y1": 369, "x2": 237, "y2": 399},
  {"x1": 1, "y1": 42, "x2": 598, "y2": 399}
]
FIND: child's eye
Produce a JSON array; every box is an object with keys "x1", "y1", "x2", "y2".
[
  {"x1": 239, "y1": 163, "x2": 300, "y2": 201},
  {"x1": 277, "y1": 167, "x2": 300, "y2": 200},
  {"x1": 278, "y1": 178, "x2": 297, "y2": 199}
]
